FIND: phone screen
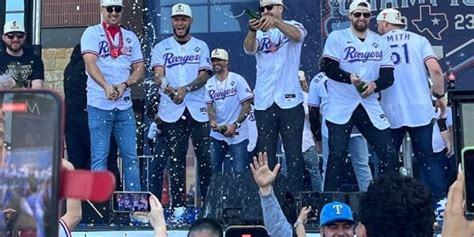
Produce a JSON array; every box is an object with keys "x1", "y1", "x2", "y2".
[
  {"x1": 112, "y1": 191, "x2": 151, "y2": 212},
  {"x1": 463, "y1": 147, "x2": 474, "y2": 213},
  {"x1": 0, "y1": 91, "x2": 62, "y2": 237}
]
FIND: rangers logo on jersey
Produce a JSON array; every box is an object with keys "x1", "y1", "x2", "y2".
[{"x1": 343, "y1": 46, "x2": 383, "y2": 63}]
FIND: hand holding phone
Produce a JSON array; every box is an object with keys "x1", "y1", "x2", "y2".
[
  {"x1": 112, "y1": 191, "x2": 152, "y2": 212},
  {"x1": 462, "y1": 146, "x2": 474, "y2": 214}
]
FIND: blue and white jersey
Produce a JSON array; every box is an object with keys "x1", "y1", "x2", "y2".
[
  {"x1": 204, "y1": 72, "x2": 253, "y2": 145},
  {"x1": 322, "y1": 28, "x2": 392, "y2": 129},
  {"x1": 245, "y1": 20, "x2": 307, "y2": 110},
  {"x1": 58, "y1": 219, "x2": 72, "y2": 237},
  {"x1": 81, "y1": 23, "x2": 143, "y2": 110},
  {"x1": 380, "y1": 29, "x2": 437, "y2": 128},
  {"x1": 151, "y1": 36, "x2": 211, "y2": 122}
]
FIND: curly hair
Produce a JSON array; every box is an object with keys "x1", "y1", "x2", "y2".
[
  {"x1": 359, "y1": 174, "x2": 434, "y2": 237},
  {"x1": 188, "y1": 218, "x2": 223, "y2": 237}
]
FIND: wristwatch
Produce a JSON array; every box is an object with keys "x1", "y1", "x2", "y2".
[
  {"x1": 234, "y1": 121, "x2": 241, "y2": 128},
  {"x1": 185, "y1": 85, "x2": 192, "y2": 92}
]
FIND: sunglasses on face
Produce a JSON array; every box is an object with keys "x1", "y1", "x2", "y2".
[
  {"x1": 353, "y1": 12, "x2": 371, "y2": 18},
  {"x1": 259, "y1": 5, "x2": 275, "y2": 12},
  {"x1": 5, "y1": 33, "x2": 25, "y2": 40},
  {"x1": 105, "y1": 6, "x2": 123, "y2": 13}
]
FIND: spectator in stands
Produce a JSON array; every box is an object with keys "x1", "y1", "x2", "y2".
[
  {"x1": 357, "y1": 174, "x2": 434, "y2": 237},
  {"x1": 59, "y1": 159, "x2": 82, "y2": 237},
  {"x1": 251, "y1": 152, "x2": 316, "y2": 237},
  {"x1": 319, "y1": 201, "x2": 355, "y2": 237},
  {"x1": 187, "y1": 218, "x2": 223, "y2": 237},
  {"x1": 442, "y1": 170, "x2": 474, "y2": 237}
]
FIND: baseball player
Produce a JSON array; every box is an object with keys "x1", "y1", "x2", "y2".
[
  {"x1": 320, "y1": 0, "x2": 399, "y2": 191},
  {"x1": 308, "y1": 72, "x2": 372, "y2": 192},
  {"x1": 150, "y1": 3, "x2": 212, "y2": 208},
  {"x1": 376, "y1": 8, "x2": 448, "y2": 196},
  {"x1": 243, "y1": 0, "x2": 307, "y2": 193},
  {"x1": 80, "y1": 0, "x2": 143, "y2": 191},
  {"x1": 205, "y1": 48, "x2": 253, "y2": 174}
]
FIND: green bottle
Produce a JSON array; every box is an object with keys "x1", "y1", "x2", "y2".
[
  {"x1": 219, "y1": 125, "x2": 228, "y2": 133},
  {"x1": 244, "y1": 8, "x2": 260, "y2": 20},
  {"x1": 356, "y1": 81, "x2": 366, "y2": 93}
]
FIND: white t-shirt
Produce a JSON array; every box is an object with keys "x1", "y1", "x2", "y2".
[
  {"x1": 204, "y1": 72, "x2": 253, "y2": 145},
  {"x1": 247, "y1": 107, "x2": 258, "y2": 152},
  {"x1": 322, "y1": 28, "x2": 393, "y2": 130},
  {"x1": 151, "y1": 36, "x2": 211, "y2": 123},
  {"x1": 432, "y1": 107, "x2": 453, "y2": 153},
  {"x1": 81, "y1": 23, "x2": 144, "y2": 110},
  {"x1": 380, "y1": 29, "x2": 436, "y2": 128},
  {"x1": 245, "y1": 20, "x2": 307, "y2": 110}
]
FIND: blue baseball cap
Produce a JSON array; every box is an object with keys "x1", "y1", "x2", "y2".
[{"x1": 320, "y1": 201, "x2": 354, "y2": 226}]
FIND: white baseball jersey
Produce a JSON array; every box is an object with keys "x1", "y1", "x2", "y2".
[
  {"x1": 302, "y1": 91, "x2": 316, "y2": 152},
  {"x1": 245, "y1": 20, "x2": 307, "y2": 110},
  {"x1": 81, "y1": 24, "x2": 143, "y2": 110},
  {"x1": 322, "y1": 28, "x2": 393, "y2": 130},
  {"x1": 380, "y1": 29, "x2": 436, "y2": 128},
  {"x1": 151, "y1": 36, "x2": 211, "y2": 123},
  {"x1": 247, "y1": 107, "x2": 258, "y2": 152},
  {"x1": 204, "y1": 72, "x2": 253, "y2": 145},
  {"x1": 308, "y1": 72, "x2": 330, "y2": 138},
  {"x1": 432, "y1": 107, "x2": 453, "y2": 153}
]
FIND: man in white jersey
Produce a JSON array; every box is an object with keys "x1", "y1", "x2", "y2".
[
  {"x1": 243, "y1": 0, "x2": 307, "y2": 193},
  {"x1": 377, "y1": 8, "x2": 448, "y2": 201},
  {"x1": 308, "y1": 72, "x2": 372, "y2": 192},
  {"x1": 150, "y1": 3, "x2": 212, "y2": 208},
  {"x1": 80, "y1": 0, "x2": 143, "y2": 191},
  {"x1": 205, "y1": 48, "x2": 253, "y2": 174},
  {"x1": 320, "y1": 0, "x2": 399, "y2": 191}
]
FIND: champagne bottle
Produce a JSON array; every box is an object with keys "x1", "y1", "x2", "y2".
[
  {"x1": 356, "y1": 81, "x2": 366, "y2": 93},
  {"x1": 244, "y1": 8, "x2": 260, "y2": 20}
]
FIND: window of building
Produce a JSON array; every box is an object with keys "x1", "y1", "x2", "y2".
[{"x1": 5, "y1": 1, "x2": 25, "y2": 23}]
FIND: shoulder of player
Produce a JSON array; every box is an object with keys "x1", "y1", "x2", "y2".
[
  {"x1": 190, "y1": 37, "x2": 210, "y2": 49},
  {"x1": 283, "y1": 19, "x2": 305, "y2": 28},
  {"x1": 153, "y1": 37, "x2": 173, "y2": 49},
  {"x1": 82, "y1": 24, "x2": 102, "y2": 36},
  {"x1": 326, "y1": 28, "x2": 346, "y2": 40},
  {"x1": 228, "y1": 71, "x2": 245, "y2": 81}
]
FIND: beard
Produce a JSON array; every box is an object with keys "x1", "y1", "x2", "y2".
[
  {"x1": 352, "y1": 20, "x2": 369, "y2": 32},
  {"x1": 173, "y1": 26, "x2": 191, "y2": 40},
  {"x1": 6, "y1": 42, "x2": 23, "y2": 53}
]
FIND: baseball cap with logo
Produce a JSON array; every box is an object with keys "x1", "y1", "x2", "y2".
[
  {"x1": 260, "y1": 0, "x2": 286, "y2": 8},
  {"x1": 376, "y1": 8, "x2": 405, "y2": 26},
  {"x1": 211, "y1": 48, "x2": 229, "y2": 61},
  {"x1": 101, "y1": 0, "x2": 123, "y2": 7},
  {"x1": 3, "y1": 21, "x2": 26, "y2": 35},
  {"x1": 320, "y1": 201, "x2": 354, "y2": 226},
  {"x1": 349, "y1": 0, "x2": 371, "y2": 13},
  {"x1": 172, "y1": 3, "x2": 192, "y2": 18}
]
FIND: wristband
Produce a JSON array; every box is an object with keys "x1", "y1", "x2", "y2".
[
  {"x1": 122, "y1": 81, "x2": 129, "y2": 88},
  {"x1": 433, "y1": 92, "x2": 445, "y2": 99}
]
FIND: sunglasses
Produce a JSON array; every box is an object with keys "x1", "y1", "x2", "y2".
[
  {"x1": 353, "y1": 12, "x2": 371, "y2": 18},
  {"x1": 105, "y1": 6, "x2": 123, "y2": 13},
  {"x1": 259, "y1": 5, "x2": 275, "y2": 12},
  {"x1": 5, "y1": 33, "x2": 25, "y2": 40}
]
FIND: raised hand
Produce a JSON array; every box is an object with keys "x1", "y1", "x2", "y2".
[{"x1": 250, "y1": 152, "x2": 280, "y2": 195}]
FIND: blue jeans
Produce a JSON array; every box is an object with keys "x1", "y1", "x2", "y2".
[
  {"x1": 210, "y1": 138, "x2": 249, "y2": 173},
  {"x1": 88, "y1": 106, "x2": 141, "y2": 191},
  {"x1": 419, "y1": 149, "x2": 449, "y2": 203},
  {"x1": 303, "y1": 146, "x2": 322, "y2": 192},
  {"x1": 322, "y1": 135, "x2": 372, "y2": 191}
]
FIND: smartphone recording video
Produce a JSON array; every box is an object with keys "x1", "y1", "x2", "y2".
[
  {"x1": 0, "y1": 91, "x2": 62, "y2": 237},
  {"x1": 112, "y1": 191, "x2": 152, "y2": 212},
  {"x1": 462, "y1": 146, "x2": 474, "y2": 214}
]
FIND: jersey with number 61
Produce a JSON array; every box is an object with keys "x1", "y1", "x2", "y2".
[{"x1": 380, "y1": 29, "x2": 436, "y2": 129}]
